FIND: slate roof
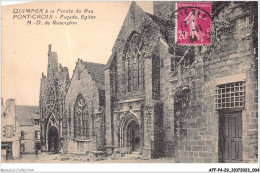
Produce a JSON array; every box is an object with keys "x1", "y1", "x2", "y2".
[
  {"x1": 15, "y1": 106, "x2": 39, "y2": 126},
  {"x1": 81, "y1": 61, "x2": 106, "y2": 90}
]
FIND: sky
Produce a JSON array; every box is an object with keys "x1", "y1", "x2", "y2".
[{"x1": 2, "y1": 1, "x2": 153, "y2": 106}]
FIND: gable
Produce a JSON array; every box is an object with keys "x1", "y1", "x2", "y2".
[
  {"x1": 65, "y1": 59, "x2": 106, "y2": 104},
  {"x1": 107, "y1": 2, "x2": 165, "y2": 67}
]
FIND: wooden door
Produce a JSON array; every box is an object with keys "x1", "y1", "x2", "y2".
[
  {"x1": 222, "y1": 112, "x2": 243, "y2": 162},
  {"x1": 5, "y1": 143, "x2": 12, "y2": 159}
]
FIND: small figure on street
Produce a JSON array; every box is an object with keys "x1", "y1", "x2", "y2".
[{"x1": 34, "y1": 147, "x2": 38, "y2": 158}]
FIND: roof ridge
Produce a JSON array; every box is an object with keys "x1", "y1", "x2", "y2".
[
  {"x1": 79, "y1": 60, "x2": 106, "y2": 90},
  {"x1": 82, "y1": 60, "x2": 106, "y2": 65}
]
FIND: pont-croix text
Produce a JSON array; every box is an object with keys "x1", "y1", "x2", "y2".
[{"x1": 12, "y1": 8, "x2": 96, "y2": 25}]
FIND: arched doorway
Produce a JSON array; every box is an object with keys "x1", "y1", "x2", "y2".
[
  {"x1": 126, "y1": 120, "x2": 140, "y2": 151},
  {"x1": 120, "y1": 113, "x2": 141, "y2": 152},
  {"x1": 48, "y1": 126, "x2": 59, "y2": 152}
]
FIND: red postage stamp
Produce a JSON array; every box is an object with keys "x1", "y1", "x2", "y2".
[{"x1": 176, "y1": 2, "x2": 212, "y2": 46}]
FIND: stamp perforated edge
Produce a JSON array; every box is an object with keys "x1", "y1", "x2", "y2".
[{"x1": 174, "y1": 1, "x2": 212, "y2": 47}]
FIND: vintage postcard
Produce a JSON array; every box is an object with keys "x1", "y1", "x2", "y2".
[{"x1": 1, "y1": 1, "x2": 259, "y2": 172}]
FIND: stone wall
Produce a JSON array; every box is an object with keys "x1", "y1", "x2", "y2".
[
  {"x1": 159, "y1": 38, "x2": 176, "y2": 158},
  {"x1": 104, "y1": 68, "x2": 112, "y2": 147},
  {"x1": 63, "y1": 59, "x2": 105, "y2": 154},
  {"x1": 106, "y1": 2, "x2": 166, "y2": 159},
  {"x1": 170, "y1": 2, "x2": 258, "y2": 163}
]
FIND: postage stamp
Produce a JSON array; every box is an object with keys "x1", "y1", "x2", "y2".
[{"x1": 176, "y1": 2, "x2": 212, "y2": 46}]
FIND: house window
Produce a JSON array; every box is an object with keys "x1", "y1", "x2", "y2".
[
  {"x1": 34, "y1": 119, "x2": 40, "y2": 125},
  {"x1": 21, "y1": 131, "x2": 25, "y2": 139},
  {"x1": 74, "y1": 94, "x2": 89, "y2": 140},
  {"x1": 215, "y1": 81, "x2": 245, "y2": 109},
  {"x1": 123, "y1": 32, "x2": 145, "y2": 93},
  {"x1": 4, "y1": 125, "x2": 14, "y2": 138},
  {"x1": 34, "y1": 130, "x2": 40, "y2": 139}
]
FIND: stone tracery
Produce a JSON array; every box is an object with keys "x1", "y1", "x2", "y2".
[
  {"x1": 74, "y1": 94, "x2": 89, "y2": 140},
  {"x1": 123, "y1": 32, "x2": 145, "y2": 93}
]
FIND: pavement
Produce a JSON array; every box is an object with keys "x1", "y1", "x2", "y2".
[{"x1": 2, "y1": 152, "x2": 175, "y2": 163}]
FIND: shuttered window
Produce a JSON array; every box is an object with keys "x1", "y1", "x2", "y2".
[{"x1": 4, "y1": 125, "x2": 14, "y2": 138}]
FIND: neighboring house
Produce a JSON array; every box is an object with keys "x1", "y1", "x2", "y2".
[
  {"x1": 16, "y1": 106, "x2": 40, "y2": 154},
  {"x1": 1, "y1": 99, "x2": 20, "y2": 160}
]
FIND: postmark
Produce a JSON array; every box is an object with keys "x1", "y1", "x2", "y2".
[{"x1": 176, "y1": 2, "x2": 212, "y2": 46}]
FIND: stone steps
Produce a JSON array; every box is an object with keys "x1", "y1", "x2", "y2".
[{"x1": 121, "y1": 152, "x2": 139, "y2": 160}]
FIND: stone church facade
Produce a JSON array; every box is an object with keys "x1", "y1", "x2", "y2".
[
  {"x1": 62, "y1": 59, "x2": 106, "y2": 155},
  {"x1": 39, "y1": 45, "x2": 70, "y2": 152},
  {"x1": 39, "y1": 1, "x2": 258, "y2": 163}
]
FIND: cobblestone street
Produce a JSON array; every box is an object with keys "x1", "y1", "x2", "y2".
[{"x1": 3, "y1": 152, "x2": 175, "y2": 163}]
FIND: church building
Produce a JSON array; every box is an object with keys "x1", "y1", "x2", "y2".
[
  {"x1": 39, "y1": 1, "x2": 258, "y2": 163},
  {"x1": 62, "y1": 59, "x2": 106, "y2": 155},
  {"x1": 39, "y1": 44, "x2": 70, "y2": 152},
  {"x1": 104, "y1": 1, "x2": 258, "y2": 162}
]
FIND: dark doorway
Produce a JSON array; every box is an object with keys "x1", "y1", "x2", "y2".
[
  {"x1": 1, "y1": 142, "x2": 13, "y2": 159},
  {"x1": 35, "y1": 142, "x2": 41, "y2": 150},
  {"x1": 20, "y1": 144, "x2": 25, "y2": 154},
  {"x1": 220, "y1": 112, "x2": 243, "y2": 162},
  {"x1": 127, "y1": 121, "x2": 140, "y2": 152},
  {"x1": 48, "y1": 126, "x2": 59, "y2": 152}
]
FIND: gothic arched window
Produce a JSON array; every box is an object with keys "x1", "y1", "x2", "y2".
[
  {"x1": 74, "y1": 94, "x2": 89, "y2": 139},
  {"x1": 123, "y1": 32, "x2": 145, "y2": 93}
]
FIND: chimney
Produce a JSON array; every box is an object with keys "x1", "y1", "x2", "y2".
[{"x1": 48, "y1": 44, "x2": 52, "y2": 51}]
